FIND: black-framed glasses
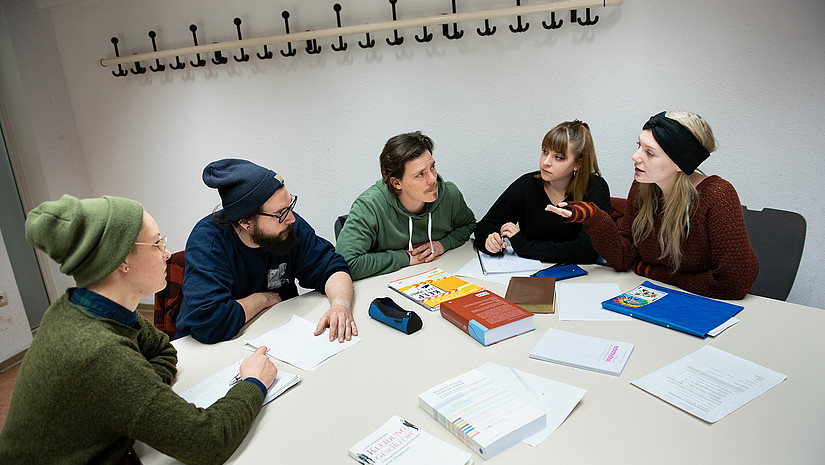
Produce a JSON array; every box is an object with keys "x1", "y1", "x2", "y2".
[
  {"x1": 135, "y1": 235, "x2": 168, "y2": 251},
  {"x1": 258, "y1": 194, "x2": 297, "y2": 223}
]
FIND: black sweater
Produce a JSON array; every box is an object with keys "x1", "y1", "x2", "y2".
[{"x1": 473, "y1": 172, "x2": 611, "y2": 263}]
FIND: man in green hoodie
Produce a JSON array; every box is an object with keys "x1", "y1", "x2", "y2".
[{"x1": 336, "y1": 131, "x2": 476, "y2": 280}]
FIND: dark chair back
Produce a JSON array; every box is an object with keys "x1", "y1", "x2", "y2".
[
  {"x1": 741, "y1": 206, "x2": 806, "y2": 301},
  {"x1": 334, "y1": 214, "x2": 348, "y2": 240},
  {"x1": 154, "y1": 250, "x2": 185, "y2": 338}
]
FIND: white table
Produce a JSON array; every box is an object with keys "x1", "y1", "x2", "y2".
[{"x1": 136, "y1": 243, "x2": 825, "y2": 464}]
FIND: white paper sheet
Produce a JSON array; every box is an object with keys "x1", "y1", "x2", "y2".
[
  {"x1": 180, "y1": 358, "x2": 300, "y2": 408},
  {"x1": 244, "y1": 314, "x2": 361, "y2": 371},
  {"x1": 632, "y1": 345, "x2": 786, "y2": 423},
  {"x1": 556, "y1": 282, "x2": 631, "y2": 321},
  {"x1": 477, "y1": 362, "x2": 586, "y2": 447}
]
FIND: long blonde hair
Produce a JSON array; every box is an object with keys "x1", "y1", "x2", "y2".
[
  {"x1": 536, "y1": 120, "x2": 601, "y2": 201},
  {"x1": 631, "y1": 111, "x2": 717, "y2": 271}
]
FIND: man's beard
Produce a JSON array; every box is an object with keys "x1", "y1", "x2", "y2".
[{"x1": 250, "y1": 223, "x2": 298, "y2": 255}]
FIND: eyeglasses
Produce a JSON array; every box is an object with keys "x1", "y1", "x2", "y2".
[
  {"x1": 134, "y1": 235, "x2": 168, "y2": 251},
  {"x1": 258, "y1": 194, "x2": 298, "y2": 223}
]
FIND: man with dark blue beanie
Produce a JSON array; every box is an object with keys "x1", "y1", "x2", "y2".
[{"x1": 176, "y1": 158, "x2": 357, "y2": 344}]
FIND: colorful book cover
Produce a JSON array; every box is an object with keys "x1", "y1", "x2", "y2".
[
  {"x1": 388, "y1": 267, "x2": 483, "y2": 311},
  {"x1": 348, "y1": 415, "x2": 471, "y2": 465},
  {"x1": 418, "y1": 368, "x2": 545, "y2": 459},
  {"x1": 601, "y1": 281, "x2": 744, "y2": 338}
]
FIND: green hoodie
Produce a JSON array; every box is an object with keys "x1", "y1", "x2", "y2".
[{"x1": 336, "y1": 176, "x2": 476, "y2": 280}]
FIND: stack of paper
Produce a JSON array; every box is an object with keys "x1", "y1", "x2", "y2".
[{"x1": 632, "y1": 345, "x2": 786, "y2": 423}]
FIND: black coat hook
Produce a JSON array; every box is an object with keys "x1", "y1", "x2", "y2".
[
  {"x1": 280, "y1": 11, "x2": 297, "y2": 57},
  {"x1": 188, "y1": 25, "x2": 206, "y2": 67},
  {"x1": 571, "y1": 9, "x2": 599, "y2": 26},
  {"x1": 477, "y1": 19, "x2": 496, "y2": 36},
  {"x1": 442, "y1": 0, "x2": 464, "y2": 40},
  {"x1": 331, "y1": 4, "x2": 348, "y2": 51},
  {"x1": 386, "y1": 0, "x2": 404, "y2": 46},
  {"x1": 542, "y1": 11, "x2": 563, "y2": 29},
  {"x1": 169, "y1": 55, "x2": 185, "y2": 70},
  {"x1": 257, "y1": 43, "x2": 274, "y2": 60},
  {"x1": 509, "y1": 0, "x2": 530, "y2": 33},
  {"x1": 147, "y1": 31, "x2": 165, "y2": 72},
  {"x1": 359, "y1": 32, "x2": 376, "y2": 48},
  {"x1": 212, "y1": 44, "x2": 229, "y2": 65},
  {"x1": 416, "y1": 26, "x2": 433, "y2": 43},
  {"x1": 130, "y1": 54, "x2": 146, "y2": 75},
  {"x1": 233, "y1": 18, "x2": 250, "y2": 62},
  {"x1": 109, "y1": 37, "x2": 128, "y2": 77},
  {"x1": 305, "y1": 31, "x2": 322, "y2": 54}
]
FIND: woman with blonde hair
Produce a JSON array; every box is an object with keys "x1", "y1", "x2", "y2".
[
  {"x1": 0, "y1": 195, "x2": 278, "y2": 464},
  {"x1": 546, "y1": 111, "x2": 758, "y2": 299},
  {"x1": 474, "y1": 120, "x2": 611, "y2": 262}
]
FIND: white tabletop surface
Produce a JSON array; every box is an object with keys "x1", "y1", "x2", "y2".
[{"x1": 135, "y1": 243, "x2": 825, "y2": 464}]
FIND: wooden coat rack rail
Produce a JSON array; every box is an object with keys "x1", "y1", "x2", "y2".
[{"x1": 99, "y1": 0, "x2": 622, "y2": 72}]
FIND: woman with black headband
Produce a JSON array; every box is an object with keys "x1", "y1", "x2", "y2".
[
  {"x1": 545, "y1": 111, "x2": 758, "y2": 299},
  {"x1": 474, "y1": 120, "x2": 611, "y2": 263}
]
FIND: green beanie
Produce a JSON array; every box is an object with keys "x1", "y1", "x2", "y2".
[{"x1": 25, "y1": 194, "x2": 144, "y2": 288}]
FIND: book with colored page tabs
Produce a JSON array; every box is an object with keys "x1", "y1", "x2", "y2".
[
  {"x1": 601, "y1": 281, "x2": 744, "y2": 338},
  {"x1": 419, "y1": 368, "x2": 546, "y2": 460},
  {"x1": 348, "y1": 415, "x2": 472, "y2": 465},
  {"x1": 387, "y1": 267, "x2": 484, "y2": 311},
  {"x1": 440, "y1": 290, "x2": 534, "y2": 346}
]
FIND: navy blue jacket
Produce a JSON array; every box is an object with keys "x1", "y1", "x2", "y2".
[{"x1": 176, "y1": 212, "x2": 349, "y2": 343}]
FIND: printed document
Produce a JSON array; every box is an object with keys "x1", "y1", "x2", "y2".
[
  {"x1": 556, "y1": 283, "x2": 630, "y2": 321},
  {"x1": 245, "y1": 314, "x2": 361, "y2": 371},
  {"x1": 632, "y1": 345, "x2": 786, "y2": 423}
]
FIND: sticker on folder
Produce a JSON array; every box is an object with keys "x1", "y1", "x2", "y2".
[{"x1": 612, "y1": 285, "x2": 667, "y2": 308}]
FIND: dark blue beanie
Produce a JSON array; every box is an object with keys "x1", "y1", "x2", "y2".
[{"x1": 202, "y1": 158, "x2": 284, "y2": 221}]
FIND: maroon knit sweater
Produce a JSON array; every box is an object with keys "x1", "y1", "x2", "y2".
[{"x1": 567, "y1": 175, "x2": 758, "y2": 300}]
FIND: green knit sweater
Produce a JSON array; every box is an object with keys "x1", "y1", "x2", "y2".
[
  {"x1": 0, "y1": 291, "x2": 264, "y2": 465},
  {"x1": 335, "y1": 176, "x2": 476, "y2": 280}
]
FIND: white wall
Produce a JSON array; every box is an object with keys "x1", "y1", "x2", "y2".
[
  {"x1": 0, "y1": 227, "x2": 33, "y2": 364},
  {"x1": 3, "y1": 0, "x2": 824, "y2": 308}
]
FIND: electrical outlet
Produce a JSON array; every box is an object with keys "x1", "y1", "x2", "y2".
[{"x1": 0, "y1": 291, "x2": 7, "y2": 308}]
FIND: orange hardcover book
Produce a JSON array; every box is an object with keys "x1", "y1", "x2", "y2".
[{"x1": 440, "y1": 290, "x2": 534, "y2": 346}]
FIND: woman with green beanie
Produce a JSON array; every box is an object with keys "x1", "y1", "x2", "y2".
[{"x1": 0, "y1": 195, "x2": 277, "y2": 464}]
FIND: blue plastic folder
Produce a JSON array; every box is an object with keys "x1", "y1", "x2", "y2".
[
  {"x1": 531, "y1": 264, "x2": 588, "y2": 280},
  {"x1": 601, "y1": 281, "x2": 744, "y2": 338}
]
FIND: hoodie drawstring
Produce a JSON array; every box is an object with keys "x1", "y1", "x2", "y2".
[{"x1": 408, "y1": 213, "x2": 435, "y2": 254}]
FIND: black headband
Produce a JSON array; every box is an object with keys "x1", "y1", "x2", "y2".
[{"x1": 642, "y1": 112, "x2": 710, "y2": 175}]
